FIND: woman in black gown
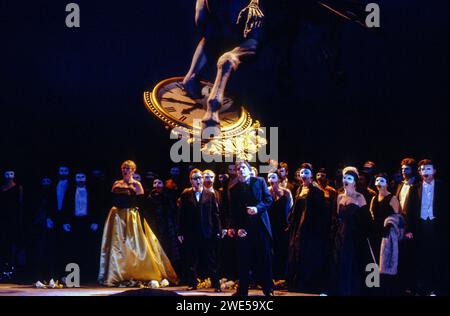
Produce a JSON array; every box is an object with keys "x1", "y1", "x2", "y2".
[
  {"x1": 287, "y1": 163, "x2": 330, "y2": 294},
  {"x1": 369, "y1": 173, "x2": 401, "y2": 295},
  {"x1": 267, "y1": 172, "x2": 293, "y2": 281},
  {"x1": 331, "y1": 167, "x2": 372, "y2": 296}
]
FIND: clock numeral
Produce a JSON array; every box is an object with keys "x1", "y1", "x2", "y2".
[
  {"x1": 179, "y1": 115, "x2": 187, "y2": 122},
  {"x1": 164, "y1": 106, "x2": 177, "y2": 113}
]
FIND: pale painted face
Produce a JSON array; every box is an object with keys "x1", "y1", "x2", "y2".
[
  {"x1": 343, "y1": 174, "x2": 355, "y2": 187},
  {"x1": 59, "y1": 167, "x2": 69, "y2": 178},
  {"x1": 153, "y1": 179, "x2": 164, "y2": 190},
  {"x1": 203, "y1": 172, "x2": 215, "y2": 188},
  {"x1": 375, "y1": 177, "x2": 387, "y2": 189},
  {"x1": 41, "y1": 178, "x2": 52, "y2": 186},
  {"x1": 300, "y1": 168, "x2": 312, "y2": 180},
  {"x1": 268, "y1": 173, "x2": 279, "y2": 185},
  {"x1": 190, "y1": 172, "x2": 203, "y2": 191},
  {"x1": 419, "y1": 164, "x2": 435, "y2": 181},
  {"x1": 75, "y1": 173, "x2": 86, "y2": 186},
  {"x1": 4, "y1": 171, "x2": 15, "y2": 180}
]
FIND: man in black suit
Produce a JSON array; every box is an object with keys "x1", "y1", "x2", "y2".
[
  {"x1": 409, "y1": 159, "x2": 448, "y2": 295},
  {"x1": 61, "y1": 172, "x2": 100, "y2": 283},
  {"x1": 229, "y1": 161, "x2": 274, "y2": 296},
  {"x1": 177, "y1": 169, "x2": 222, "y2": 292},
  {"x1": 395, "y1": 158, "x2": 419, "y2": 294}
]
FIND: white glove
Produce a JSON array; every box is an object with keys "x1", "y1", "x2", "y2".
[
  {"x1": 63, "y1": 224, "x2": 71, "y2": 232},
  {"x1": 46, "y1": 218, "x2": 54, "y2": 229},
  {"x1": 90, "y1": 223, "x2": 99, "y2": 232}
]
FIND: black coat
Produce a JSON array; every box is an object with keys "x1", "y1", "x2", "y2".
[
  {"x1": 229, "y1": 177, "x2": 273, "y2": 238},
  {"x1": 178, "y1": 188, "x2": 221, "y2": 241}
]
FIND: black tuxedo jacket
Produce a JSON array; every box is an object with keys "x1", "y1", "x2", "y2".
[
  {"x1": 395, "y1": 180, "x2": 418, "y2": 231},
  {"x1": 178, "y1": 188, "x2": 221, "y2": 241},
  {"x1": 229, "y1": 177, "x2": 273, "y2": 238},
  {"x1": 61, "y1": 185, "x2": 99, "y2": 225}
]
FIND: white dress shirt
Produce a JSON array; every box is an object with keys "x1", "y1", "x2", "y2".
[
  {"x1": 56, "y1": 179, "x2": 69, "y2": 211},
  {"x1": 420, "y1": 180, "x2": 435, "y2": 220},
  {"x1": 75, "y1": 187, "x2": 88, "y2": 217},
  {"x1": 195, "y1": 190, "x2": 202, "y2": 202}
]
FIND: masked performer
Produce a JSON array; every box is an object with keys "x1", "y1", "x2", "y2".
[
  {"x1": 369, "y1": 173, "x2": 402, "y2": 295},
  {"x1": 331, "y1": 167, "x2": 371, "y2": 296},
  {"x1": 182, "y1": 0, "x2": 265, "y2": 126},
  {"x1": 98, "y1": 160, "x2": 178, "y2": 286},
  {"x1": 61, "y1": 172, "x2": 101, "y2": 282},
  {"x1": 267, "y1": 172, "x2": 292, "y2": 281},
  {"x1": 287, "y1": 163, "x2": 330, "y2": 294},
  {"x1": 410, "y1": 160, "x2": 448, "y2": 296},
  {"x1": 369, "y1": 173, "x2": 401, "y2": 262}
]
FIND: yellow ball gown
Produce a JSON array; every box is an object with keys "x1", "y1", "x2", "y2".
[{"x1": 98, "y1": 188, "x2": 178, "y2": 286}]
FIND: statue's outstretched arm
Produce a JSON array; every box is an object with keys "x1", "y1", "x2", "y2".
[{"x1": 237, "y1": 0, "x2": 264, "y2": 38}]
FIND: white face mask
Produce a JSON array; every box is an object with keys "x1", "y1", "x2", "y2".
[
  {"x1": 153, "y1": 179, "x2": 164, "y2": 189},
  {"x1": 268, "y1": 173, "x2": 278, "y2": 184},
  {"x1": 133, "y1": 173, "x2": 142, "y2": 182},
  {"x1": 75, "y1": 173, "x2": 86, "y2": 183},
  {"x1": 41, "y1": 178, "x2": 52, "y2": 186},
  {"x1": 4, "y1": 171, "x2": 15, "y2": 180},
  {"x1": 59, "y1": 167, "x2": 69, "y2": 177},
  {"x1": 300, "y1": 168, "x2": 312, "y2": 180},
  {"x1": 420, "y1": 165, "x2": 434, "y2": 177},
  {"x1": 343, "y1": 175, "x2": 355, "y2": 186},
  {"x1": 375, "y1": 177, "x2": 387, "y2": 187}
]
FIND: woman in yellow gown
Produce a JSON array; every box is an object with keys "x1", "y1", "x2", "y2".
[{"x1": 98, "y1": 160, "x2": 178, "y2": 286}]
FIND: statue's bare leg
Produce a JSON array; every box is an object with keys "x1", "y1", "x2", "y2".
[
  {"x1": 182, "y1": 38, "x2": 208, "y2": 99},
  {"x1": 182, "y1": 0, "x2": 209, "y2": 99},
  {"x1": 203, "y1": 38, "x2": 258, "y2": 127}
]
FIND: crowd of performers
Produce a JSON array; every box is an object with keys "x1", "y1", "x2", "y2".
[{"x1": 0, "y1": 158, "x2": 448, "y2": 296}]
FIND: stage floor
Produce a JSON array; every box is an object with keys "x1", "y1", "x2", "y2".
[{"x1": 0, "y1": 284, "x2": 311, "y2": 296}]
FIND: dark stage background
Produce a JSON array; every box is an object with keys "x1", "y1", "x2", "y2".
[{"x1": 1, "y1": 0, "x2": 448, "y2": 184}]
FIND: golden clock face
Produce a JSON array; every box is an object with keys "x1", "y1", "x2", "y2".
[{"x1": 144, "y1": 77, "x2": 254, "y2": 138}]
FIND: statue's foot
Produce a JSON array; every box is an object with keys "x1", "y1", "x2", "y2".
[
  {"x1": 202, "y1": 111, "x2": 220, "y2": 128},
  {"x1": 181, "y1": 78, "x2": 203, "y2": 99}
]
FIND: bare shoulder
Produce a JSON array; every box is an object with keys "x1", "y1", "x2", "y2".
[{"x1": 356, "y1": 193, "x2": 367, "y2": 206}]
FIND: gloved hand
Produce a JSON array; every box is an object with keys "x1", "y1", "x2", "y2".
[
  {"x1": 90, "y1": 223, "x2": 98, "y2": 232},
  {"x1": 63, "y1": 224, "x2": 71, "y2": 232},
  {"x1": 221, "y1": 229, "x2": 228, "y2": 239},
  {"x1": 46, "y1": 218, "x2": 54, "y2": 229}
]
